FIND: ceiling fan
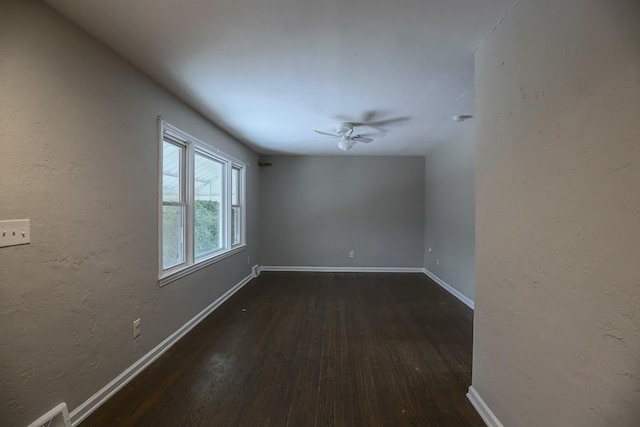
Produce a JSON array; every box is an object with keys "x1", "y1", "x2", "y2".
[
  {"x1": 313, "y1": 111, "x2": 409, "y2": 151},
  {"x1": 313, "y1": 123, "x2": 386, "y2": 151}
]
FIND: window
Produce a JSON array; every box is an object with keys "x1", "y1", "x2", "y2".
[
  {"x1": 161, "y1": 140, "x2": 186, "y2": 270},
  {"x1": 231, "y1": 165, "x2": 242, "y2": 246},
  {"x1": 194, "y1": 152, "x2": 224, "y2": 259},
  {"x1": 159, "y1": 120, "x2": 246, "y2": 285}
]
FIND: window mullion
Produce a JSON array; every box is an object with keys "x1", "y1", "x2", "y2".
[
  {"x1": 241, "y1": 167, "x2": 246, "y2": 245},
  {"x1": 186, "y1": 141, "x2": 195, "y2": 266},
  {"x1": 226, "y1": 161, "x2": 232, "y2": 250}
]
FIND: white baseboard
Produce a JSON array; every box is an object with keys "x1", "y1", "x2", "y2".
[
  {"x1": 467, "y1": 386, "x2": 504, "y2": 427},
  {"x1": 259, "y1": 266, "x2": 424, "y2": 273},
  {"x1": 27, "y1": 403, "x2": 71, "y2": 427},
  {"x1": 69, "y1": 272, "x2": 254, "y2": 426},
  {"x1": 423, "y1": 268, "x2": 474, "y2": 309},
  {"x1": 252, "y1": 264, "x2": 260, "y2": 277}
]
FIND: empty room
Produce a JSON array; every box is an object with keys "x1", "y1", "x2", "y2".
[{"x1": 1, "y1": 0, "x2": 639, "y2": 426}]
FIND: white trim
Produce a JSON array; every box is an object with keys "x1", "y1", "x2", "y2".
[
  {"x1": 157, "y1": 118, "x2": 164, "y2": 280},
  {"x1": 466, "y1": 386, "x2": 504, "y2": 427},
  {"x1": 27, "y1": 403, "x2": 71, "y2": 427},
  {"x1": 230, "y1": 163, "x2": 246, "y2": 248},
  {"x1": 423, "y1": 268, "x2": 474, "y2": 309},
  {"x1": 159, "y1": 245, "x2": 246, "y2": 286},
  {"x1": 251, "y1": 264, "x2": 260, "y2": 277},
  {"x1": 69, "y1": 272, "x2": 254, "y2": 426},
  {"x1": 160, "y1": 119, "x2": 246, "y2": 166},
  {"x1": 260, "y1": 266, "x2": 424, "y2": 273}
]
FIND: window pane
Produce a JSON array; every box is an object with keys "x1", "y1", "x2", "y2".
[
  {"x1": 162, "y1": 141, "x2": 182, "y2": 202},
  {"x1": 231, "y1": 167, "x2": 240, "y2": 205},
  {"x1": 231, "y1": 206, "x2": 241, "y2": 245},
  {"x1": 162, "y1": 205, "x2": 185, "y2": 269},
  {"x1": 194, "y1": 153, "x2": 223, "y2": 258}
]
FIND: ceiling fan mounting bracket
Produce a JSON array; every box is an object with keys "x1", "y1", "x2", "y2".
[{"x1": 337, "y1": 122, "x2": 354, "y2": 136}]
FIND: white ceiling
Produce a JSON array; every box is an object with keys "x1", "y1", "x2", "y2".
[{"x1": 46, "y1": 0, "x2": 515, "y2": 155}]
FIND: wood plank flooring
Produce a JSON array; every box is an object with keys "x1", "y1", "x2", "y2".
[{"x1": 83, "y1": 272, "x2": 482, "y2": 426}]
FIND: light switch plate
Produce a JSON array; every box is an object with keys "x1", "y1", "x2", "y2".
[{"x1": 0, "y1": 219, "x2": 31, "y2": 248}]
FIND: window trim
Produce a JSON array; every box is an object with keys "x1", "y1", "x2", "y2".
[
  {"x1": 230, "y1": 164, "x2": 245, "y2": 248},
  {"x1": 158, "y1": 119, "x2": 247, "y2": 286},
  {"x1": 160, "y1": 138, "x2": 188, "y2": 272}
]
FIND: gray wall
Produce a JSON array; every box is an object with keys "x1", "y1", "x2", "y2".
[
  {"x1": 259, "y1": 156, "x2": 425, "y2": 268},
  {"x1": 0, "y1": 1, "x2": 258, "y2": 425},
  {"x1": 474, "y1": 0, "x2": 640, "y2": 425},
  {"x1": 424, "y1": 125, "x2": 475, "y2": 300}
]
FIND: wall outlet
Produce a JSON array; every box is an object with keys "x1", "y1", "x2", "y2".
[
  {"x1": 436, "y1": 258, "x2": 440, "y2": 267},
  {"x1": 133, "y1": 319, "x2": 141, "y2": 338},
  {"x1": 247, "y1": 255, "x2": 251, "y2": 264},
  {"x1": 428, "y1": 248, "x2": 432, "y2": 253},
  {"x1": 349, "y1": 250, "x2": 355, "y2": 258}
]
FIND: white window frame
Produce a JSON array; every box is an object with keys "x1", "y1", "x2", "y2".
[
  {"x1": 158, "y1": 119, "x2": 246, "y2": 286},
  {"x1": 230, "y1": 164, "x2": 245, "y2": 248}
]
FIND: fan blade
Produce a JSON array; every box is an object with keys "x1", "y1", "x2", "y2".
[
  {"x1": 361, "y1": 110, "x2": 380, "y2": 123},
  {"x1": 366, "y1": 117, "x2": 410, "y2": 127},
  {"x1": 333, "y1": 114, "x2": 355, "y2": 122},
  {"x1": 357, "y1": 132, "x2": 386, "y2": 138},
  {"x1": 313, "y1": 130, "x2": 340, "y2": 137},
  {"x1": 353, "y1": 137, "x2": 373, "y2": 143}
]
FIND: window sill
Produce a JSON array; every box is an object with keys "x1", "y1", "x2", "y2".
[{"x1": 158, "y1": 244, "x2": 247, "y2": 287}]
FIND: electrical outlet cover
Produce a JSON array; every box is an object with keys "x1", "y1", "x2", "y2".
[{"x1": 133, "y1": 319, "x2": 141, "y2": 338}]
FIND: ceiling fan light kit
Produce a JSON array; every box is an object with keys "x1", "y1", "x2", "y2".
[
  {"x1": 313, "y1": 124, "x2": 382, "y2": 151},
  {"x1": 338, "y1": 136, "x2": 355, "y2": 151}
]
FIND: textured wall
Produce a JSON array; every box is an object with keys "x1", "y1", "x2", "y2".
[
  {"x1": 474, "y1": 0, "x2": 640, "y2": 425},
  {"x1": 259, "y1": 156, "x2": 425, "y2": 268},
  {"x1": 424, "y1": 124, "x2": 475, "y2": 300},
  {"x1": 0, "y1": 1, "x2": 258, "y2": 425}
]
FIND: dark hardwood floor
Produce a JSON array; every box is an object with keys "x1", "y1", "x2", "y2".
[{"x1": 83, "y1": 272, "x2": 482, "y2": 426}]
